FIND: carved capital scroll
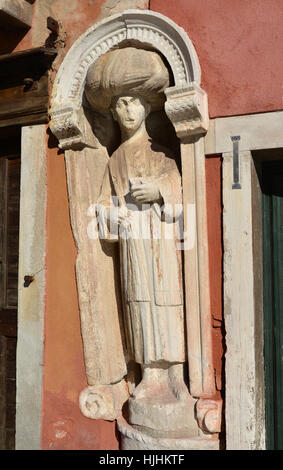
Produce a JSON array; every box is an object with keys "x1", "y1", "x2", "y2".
[
  {"x1": 165, "y1": 84, "x2": 209, "y2": 140},
  {"x1": 50, "y1": 106, "x2": 83, "y2": 150},
  {"x1": 196, "y1": 398, "x2": 222, "y2": 434},
  {"x1": 79, "y1": 380, "x2": 129, "y2": 421},
  {"x1": 50, "y1": 105, "x2": 98, "y2": 150}
]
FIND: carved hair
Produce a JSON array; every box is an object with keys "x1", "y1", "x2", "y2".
[{"x1": 85, "y1": 47, "x2": 170, "y2": 113}]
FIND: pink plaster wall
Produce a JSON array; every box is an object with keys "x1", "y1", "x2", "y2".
[{"x1": 151, "y1": 0, "x2": 283, "y2": 118}]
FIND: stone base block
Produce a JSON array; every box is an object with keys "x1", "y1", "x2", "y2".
[
  {"x1": 128, "y1": 392, "x2": 199, "y2": 438},
  {"x1": 117, "y1": 417, "x2": 219, "y2": 450}
]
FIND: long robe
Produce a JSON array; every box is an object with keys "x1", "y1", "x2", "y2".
[{"x1": 97, "y1": 134, "x2": 185, "y2": 365}]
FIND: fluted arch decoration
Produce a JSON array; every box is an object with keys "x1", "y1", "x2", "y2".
[{"x1": 50, "y1": 9, "x2": 208, "y2": 149}]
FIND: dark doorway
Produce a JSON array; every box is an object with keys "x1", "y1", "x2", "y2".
[
  {"x1": 0, "y1": 126, "x2": 21, "y2": 450},
  {"x1": 261, "y1": 156, "x2": 283, "y2": 450}
]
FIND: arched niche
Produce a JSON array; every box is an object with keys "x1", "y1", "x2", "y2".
[{"x1": 50, "y1": 9, "x2": 208, "y2": 149}]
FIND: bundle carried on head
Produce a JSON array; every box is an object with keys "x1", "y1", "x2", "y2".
[{"x1": 85, "y1": 47, "x2": 170, "y2": 113}]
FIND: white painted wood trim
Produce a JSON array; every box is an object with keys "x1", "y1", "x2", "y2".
[
  {"x1": 205, "y1": 111, "x2": 283, "y2": 155},
  {"x1": 15, "y1": 124, "x2": 47, "y2": 450},
  {"x1": 223, "y1": 151, "x2": 266, "y2": 449}
]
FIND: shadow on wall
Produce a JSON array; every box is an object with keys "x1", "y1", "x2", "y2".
[{"x1": 0, "y1": 25, "x2": 29, "y2": 55}]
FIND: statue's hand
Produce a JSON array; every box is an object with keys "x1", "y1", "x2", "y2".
[
  {"x1": 108, "y1": 205, "x2": 131, "y2": 226},
  {"x1": 131, "y1": 182, "x2": 162, "y2": 204}
]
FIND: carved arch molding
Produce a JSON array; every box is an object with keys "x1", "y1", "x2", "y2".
[{"x1": 50, "y1": 10, "x2": 222, "y2": 450}]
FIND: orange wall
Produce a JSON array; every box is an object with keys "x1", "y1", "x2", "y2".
[
  {"x1": 205, "y1": 156, "x2": 223, "y2": 401},
  {"x1": 41, "y1": 132, "x2": 118, "y2": 450}
]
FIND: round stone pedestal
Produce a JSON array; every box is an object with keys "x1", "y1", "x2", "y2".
[{"x1": 117, "y1": 416, "x2": 219, "y2": 450}]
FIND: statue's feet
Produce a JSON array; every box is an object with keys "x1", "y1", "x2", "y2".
[
  {"x1": 131, "y1": 362, "x2": 189, "y2": 402},
  {"x1": 131, "y1": 379, "x2": 149, "y2": 400},
  {"x1": 131, "y1": 363, "x2": 169, "y2": 401},
  {"x1": 170, "y1": 378, "x2": 190, "y2": 400},
  {"x1": 169, "y1": 363, "x2": 190, "y2": 401}
]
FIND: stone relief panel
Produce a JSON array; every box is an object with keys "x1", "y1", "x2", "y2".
[{"x1": 50, "y1": 10, "x2": 221, "y2": 450}]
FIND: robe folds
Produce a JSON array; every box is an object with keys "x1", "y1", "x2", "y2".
[{"x1": 97, "y1": 134, "x2": 186, "y2": 365}]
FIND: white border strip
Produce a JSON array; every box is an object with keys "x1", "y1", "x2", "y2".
[
  {"x1": 15, "y1": 124, "x2": 47, "y2": 450},
  {"x1": 205, "y1": 110, "x2": 283, "y2": 155}
]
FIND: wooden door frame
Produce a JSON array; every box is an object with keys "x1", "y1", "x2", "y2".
[{"x1": 203, "y1": 110, "x2": 283, "y2": 449}]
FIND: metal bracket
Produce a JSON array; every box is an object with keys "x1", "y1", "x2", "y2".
[{"x1": 231, "y1": 135, "x2": 241, "y2": 189}]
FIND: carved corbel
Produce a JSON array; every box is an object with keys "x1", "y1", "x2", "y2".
[
  {"x1": 165, "y1": 83, "x2": 209, "y2": 140},
  {"x1": 49, "y1": 104, "x2": 98, "y2": 150}
]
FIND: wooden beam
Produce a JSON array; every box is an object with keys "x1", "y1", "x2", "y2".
[
  {"x1": 0, "y1": 47, "x2": 57, "y2": 127},
  {"x1": 0, "y1": 0, "x2": 32, "y2": 30}
]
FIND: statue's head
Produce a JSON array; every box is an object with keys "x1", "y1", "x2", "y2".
[
  {"x1": 85, "y1": 47, "x2": 169, "y2": 115},
  {"x1": 111, "y1": 94, "x2": 151, "y2": 136}
]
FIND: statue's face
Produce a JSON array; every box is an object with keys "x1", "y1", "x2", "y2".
[{"x1": 111, "y1": 95, "x2": 149, "y2": 134}]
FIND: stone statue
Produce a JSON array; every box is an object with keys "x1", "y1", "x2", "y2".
[
  {"x1": 83, "y1": 48, "x2": 199, "y2": 445},
  {"x1": 50, "y1": 11, "x2": 222, "y2": 449}
]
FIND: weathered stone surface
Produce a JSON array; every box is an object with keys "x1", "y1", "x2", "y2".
[
  {"x1": 97, "y1": 0, "x2": 149, "y2": 20},
  {"x1": 79, "y1": 381, "x2": 129, "y2": 421},
  {"x1": 117, "y1": 417, "x2": 219, "y2": 450},
  {"x1": 64, "y1": 144, "x2": 127, "y2": 388},
  {"x1": 196, "y1": 398, "x2": 222, "y2": 434},
  {"x1": 91, "y1": 49, "x2": 190, "y2": 433}
]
